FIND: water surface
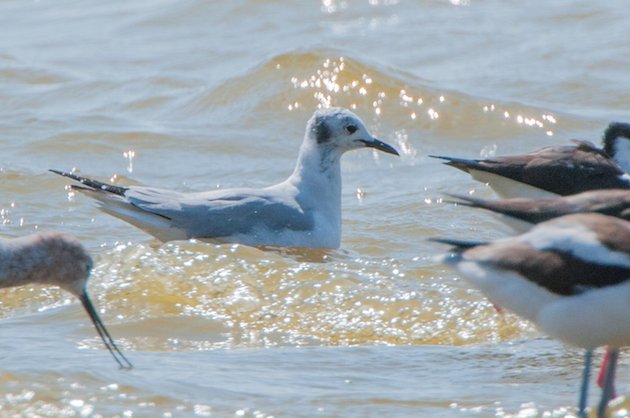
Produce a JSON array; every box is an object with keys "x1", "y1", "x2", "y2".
[{"x1": 1, "y1": 0, "x2": 630, "y2": 416}]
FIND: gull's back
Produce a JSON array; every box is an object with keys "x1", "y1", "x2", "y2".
[{"x1": 92, "y1": 183, "x2": 317, "y2": 245}]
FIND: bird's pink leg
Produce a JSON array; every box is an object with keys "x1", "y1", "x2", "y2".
[
  {"x1": 597, "y1": 348, "x2": 617, "y2": 400},
  {"x1": 491, "y1": 300, "x2": 503, "y2": 314}
]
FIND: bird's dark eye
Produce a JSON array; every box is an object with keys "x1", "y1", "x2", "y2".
[{"x1": 346, "y1": 125, "x2": 358, "y2": 134}]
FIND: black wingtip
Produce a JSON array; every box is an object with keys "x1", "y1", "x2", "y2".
[
  {"x1": 50, "y1": 169, "x2": 129, "y2": 197},
  {"x1": 429, "y1": 237, "x2": 487, "y2": 265},
  {"x1": 443, "y1": 193, "x2": 484, "y2": 207},
  {"x1": 428, "y1": 154, "x2": 452, "y2": 162},
  {"x1": 428, "y1": 155, "x2": 479, "y2": 173},
  {"x1": 429, "y1": 237, "x2": 487, "y2": 249}
]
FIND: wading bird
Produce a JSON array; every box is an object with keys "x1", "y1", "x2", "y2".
[{"x1": 51, "y1": 108, "x2": 399, "y2": 248}]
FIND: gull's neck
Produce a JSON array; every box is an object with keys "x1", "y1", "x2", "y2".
[
  {"x1": 286, "y1": 141, "x2": 343, "y2": 244},
  {"x1": 289, "y1": 141, "x2": 342, "y2": 201}
]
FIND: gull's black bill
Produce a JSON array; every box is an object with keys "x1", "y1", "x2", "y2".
[{"x1": 357, "y1": 138, "x2": 400, "y2": 156}]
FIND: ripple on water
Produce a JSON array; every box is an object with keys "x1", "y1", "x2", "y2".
[
  {"x1": 172, "y1": 50, "x2": 582, "y2": 154},
  {"x1": 0, "y1": 240, "x2": 526, "y2": 352},
  {"x1": 0, "y1": 239, "x2": 534, "y2": 350},
  {"x1": 0, "y1": 0, "x2": 627, "y2": 416}
]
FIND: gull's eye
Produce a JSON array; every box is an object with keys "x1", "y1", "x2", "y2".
[{"x1": 345, "y1": 125, "x2": 358, "y2": 134}]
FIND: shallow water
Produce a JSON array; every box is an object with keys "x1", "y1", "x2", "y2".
[{"x1": 1, "y1": 0, "x2": 630, "y2": 417}]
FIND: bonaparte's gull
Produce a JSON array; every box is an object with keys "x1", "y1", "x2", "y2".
[
  {"x1": 1, "y1": 232, "x2": 131, "y2": 369},
  {"x1": 51, "y1": 108, "x2": 399, "y2": 248},
  {"x1": 434, "y1": 213, "x2": 630, "y2": 417},
  {"x1": 431, "y1": 123, "x2": 630, "y2": 198}
]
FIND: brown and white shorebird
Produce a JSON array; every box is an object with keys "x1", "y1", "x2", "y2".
[
  {"x1": 1, "y1": 232, "x2": 132, "y2": 369},
  {"x1": 434, "y1": 213, "x2": 630, "y2": 418},
  {"x1": 448, "y1": 188, "x2": 630, "y2": 398},
  {"x1": 431, "y1": 122, "x2": 630, "y2": 198},
  {"x1": 447, "y1": 189, "x2": 630, "y2": 232}
]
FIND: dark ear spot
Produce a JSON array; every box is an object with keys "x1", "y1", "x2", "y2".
[{"x1": 313, "y1": 118, "x2": 331, "y2": 144}]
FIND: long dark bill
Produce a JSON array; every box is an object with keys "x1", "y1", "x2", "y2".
[
  {"x1": 80, "y1": 292, "x2": 133, "y2": 369},
  {"x1": 358, "y1": 138, "x2": 400, "y2": 156}
]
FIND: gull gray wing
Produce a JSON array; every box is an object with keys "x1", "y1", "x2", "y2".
[{"x1": 125, "y1": 187, "x2": 315, "y2": 239}]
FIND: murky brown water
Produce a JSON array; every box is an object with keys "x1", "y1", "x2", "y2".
[{"x1": 1, "y1": 0, "x2": 630, "y2": 417}]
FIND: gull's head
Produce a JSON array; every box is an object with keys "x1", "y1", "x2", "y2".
[
  {"x1": 603, "y1": 122, "x2": 630, "y2": 173},
  {"x1": 305, "y1": 108, "x2": 399, "y2": 156}
]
